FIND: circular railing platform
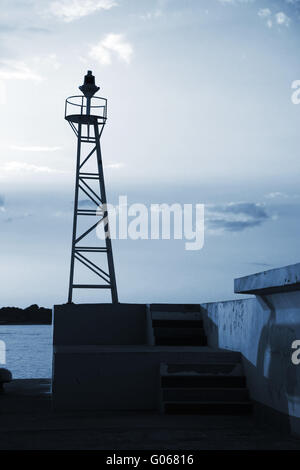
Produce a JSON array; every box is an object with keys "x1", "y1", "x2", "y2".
[{"x1": 65, "y1": 95, "x2": 107, "y2": 124}]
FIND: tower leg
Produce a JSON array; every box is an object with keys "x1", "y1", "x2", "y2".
[
  {"x1": 68, "y1": 124, "x2": 82, "y2": 303},
  {"x1": 94, "y1": 124, "x2": 118, "y2": 303}
]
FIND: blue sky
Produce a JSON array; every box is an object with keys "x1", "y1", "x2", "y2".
[{"x1": 0, "y1": 0, "x2": 300, "y2": 307}]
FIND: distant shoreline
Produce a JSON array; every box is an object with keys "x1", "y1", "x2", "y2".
[{"x1": 0, "y1": 305, "x2": 52, "y2": 325}]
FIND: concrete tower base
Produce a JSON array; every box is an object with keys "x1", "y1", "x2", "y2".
[{"x1": 52, "y1": 303, "x2": 147, "y2": 410}]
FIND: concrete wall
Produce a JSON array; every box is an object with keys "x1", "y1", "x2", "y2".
[
  {"x1": 53, "y1": 346, "x2": 239, "y2": 410},
  {"x1": 53, "y1": 303, "x2": 147, "y2": 345},
  {"x1": 201, "y1": 264, "x2": 300, "y2": 437}
]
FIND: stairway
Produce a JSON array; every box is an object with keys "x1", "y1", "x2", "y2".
[
  {"x1": 160, "y1": 362, "x2": 252, "y2": 415},
  {"x1": 149, "y1": 304, "x2": 252, "y2": 415},
  {"x1": 151, "y1": 304, "x2": 206, "y2": 346}
]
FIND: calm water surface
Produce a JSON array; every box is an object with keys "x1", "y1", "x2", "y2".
[{"x1": 0, "y1": 325, "x2": 52, "y2": 378}]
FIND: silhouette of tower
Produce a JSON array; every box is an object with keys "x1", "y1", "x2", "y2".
[{"x1": 65, "y1": 71, "x2": 118, "y2": 303}]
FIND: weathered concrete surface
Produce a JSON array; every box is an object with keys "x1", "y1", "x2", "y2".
[
  {"x1": 234, "y1": 262, "x2": 300, "y2": 295},
  {"x1": 201, "y1": 286, "x2": 300, "y2": 437},
  {"x1": 53, "y1": 303, "x2": 147, "y2": 346},
  {"x1": 1, "y1": 379, "x2": 299, "y2": 450},
  {"x1": 52, "y1": 346, "x2": 241, "y2": 410}
]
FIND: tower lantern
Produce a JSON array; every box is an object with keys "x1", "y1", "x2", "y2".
[{"x1": 65, "y1": 71, "x2": 118, "y2": 303}]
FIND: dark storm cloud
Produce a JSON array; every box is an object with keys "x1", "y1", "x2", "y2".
[
  {"x1": 209, "y1": 218, "x2": 265, "y2": 231},
  {"x1": 212, "y1": 202, "x2": 268, "y2": 220},
  {"x1": 207, "y1": 202, "x2": 270, "y2": 233}
]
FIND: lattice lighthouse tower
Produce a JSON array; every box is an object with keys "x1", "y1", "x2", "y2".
[{"x1": 65, "y1": 71, "x2": 118, "y2": 303}]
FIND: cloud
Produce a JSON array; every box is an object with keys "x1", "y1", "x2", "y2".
[
  {"x1": 0, "y1": 54, "x2": 60, "y2": 104},
  {"x1": 258, "y1": 8, "x2": 273, "y2": 27},
  {"x1": 206, "y1": 202, "x2": 270, "y2": 233},
  {"x1": 275, "y1": 11, "x2": 291, "y2": 26},
  {"x1": 10, "y1": 145, "x2": 62, "y2": 152},
  {"x1": 265, "y1": 191, "x2": 288, "y2": 199},
  {"x1": 0, "y1": 59, "x2": 43, "y2": 81},
  {"x1": 258, "y1": 9, "x2": 291, "y2": 28},
  {"x1": 48, "y1": 0, "x2": 117, "y2": 22},
  {"x1": 0, "y1": 54, "x2": 59, "y2": 84},
  {"x1": 0, "y1": 161, "x2": 62, "y2": 175},
  {"x1": 264, "y1": 191, "x2": 300, "y2": 200},
  {"x1": 258, "y1": 8, "x2": 271, "y2": 18},
  {"x1": 89, "y1": 34, "x2": 133, "y2": 65}
]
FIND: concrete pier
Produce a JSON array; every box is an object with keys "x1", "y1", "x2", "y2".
[{"x1": 52, "y1": 263, "x2": 300, "y2": 439}]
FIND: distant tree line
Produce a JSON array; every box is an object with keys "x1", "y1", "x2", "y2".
[{"x1": 0, "y1": 304, "x2": 51, "y2": 324}]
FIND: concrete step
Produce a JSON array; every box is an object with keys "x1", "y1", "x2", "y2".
[
  {"x1": 161, "y1": 375, "x2": 247, "y2": 388},
  {"x1": 162, "y1": 387, "x2": 249, "y2": 402},
  {"x1": 154, "y1": 327, "x2": 205, "y2": 338},
  {"x1": 152, "y1": 312, "x2": 202, "y2": 321},
  {"x1": 150, "y1": 304, "x2": 201, "y2": 312},
  {"x1": 155, "y1": 337, "x2": 207, "y2": 346},
  {"x1": 161, "y1": 362, "x2": 243, "y2": 375},
  {"x1": 163, "y1": 401, "x2": 253, "y2": 415},
  {"x1": 152, "y1": 319, "x2": 204, "y2": 328},
  {"x1": 156, "y1": 351, "x2": 242, "y2": 363}
]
